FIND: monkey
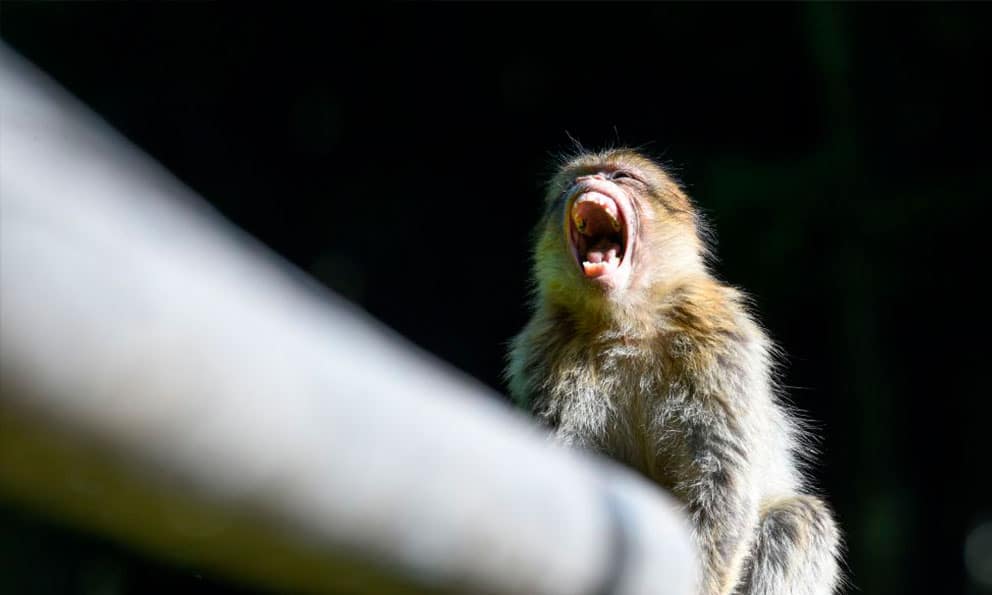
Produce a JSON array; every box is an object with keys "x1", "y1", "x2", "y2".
[{"x1": 506, "y1": 148, "x2": 841, "y2": 595}]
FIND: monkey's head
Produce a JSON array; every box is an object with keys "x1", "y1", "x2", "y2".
[{"x1": 532, "y1": 149, "x2": 708, "y2": 315}]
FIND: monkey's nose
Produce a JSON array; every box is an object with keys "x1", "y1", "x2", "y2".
[{"x1": 575, "y1": 173, "x2": 607, "y2": 182}]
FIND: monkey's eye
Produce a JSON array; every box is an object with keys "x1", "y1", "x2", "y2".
[{"x1": 610, "y1": 170, "x2": 634, "y2": 181}]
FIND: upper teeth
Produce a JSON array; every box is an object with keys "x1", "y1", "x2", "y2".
[{"x1": 573, "y1": 208, "x2": 620, "y2": 233}]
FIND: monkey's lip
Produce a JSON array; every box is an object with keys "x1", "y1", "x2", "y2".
[{"x1": 565, "y1": 181, "x2": 635, "y2": 290}]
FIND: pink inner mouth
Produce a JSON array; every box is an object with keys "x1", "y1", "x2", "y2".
[{"x1": 567, "y1": 189, "x2": 630, "y2": 284}]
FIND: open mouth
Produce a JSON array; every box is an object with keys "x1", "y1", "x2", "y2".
[{"x1": 566, "y1": 183, "x2": 634, "y2": 288}]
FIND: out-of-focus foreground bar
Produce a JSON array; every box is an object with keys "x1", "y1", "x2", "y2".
[{"x1": 0, "y1": 44, "x2": 696, "y2": 595}]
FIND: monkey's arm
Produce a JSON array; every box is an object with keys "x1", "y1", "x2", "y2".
[
  {"x1": 672, "y1": 400, "x2": 759, "y2": 595},
  {"x1": 664, "y1": 329, "x2": 840, "y2": 595}
]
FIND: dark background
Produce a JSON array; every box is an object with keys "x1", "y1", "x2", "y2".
[{"x1": 2, "y1": 3, "x2": 991, "y2": 594}]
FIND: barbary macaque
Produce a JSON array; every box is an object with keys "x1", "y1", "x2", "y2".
[{"x1": 507, "y1": 149, "x2": 841, "y2": 595}]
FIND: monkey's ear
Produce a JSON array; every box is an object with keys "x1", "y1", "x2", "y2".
[{"x1": 541, "y1": 190, "x2": 566, "y2": 219}]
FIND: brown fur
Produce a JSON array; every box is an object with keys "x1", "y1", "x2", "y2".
[{"x1": 508, "y1": 149, "x2": 841, "y2": 595}]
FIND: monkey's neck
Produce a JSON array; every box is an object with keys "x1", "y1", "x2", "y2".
[{"x1": 541, "y1": 272, "x2": 735, "y2": 342}]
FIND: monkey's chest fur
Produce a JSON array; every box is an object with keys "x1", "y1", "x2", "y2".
[
  {"x1": 508, "y1": 306, "x2": 798, "y2": 503},
  {"x1": 508, "y1": 288, "x2": 800, "y2": 508},
  {"x1": 511, "y1": 325, "x2": 709, "y2": 495}
]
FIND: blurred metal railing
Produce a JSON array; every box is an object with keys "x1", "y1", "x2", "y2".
[{"x1": 0, "y1": 43, "x2": 697, "y2": 595}]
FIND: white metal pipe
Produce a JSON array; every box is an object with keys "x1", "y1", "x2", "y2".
[{"x1": 0, "y1": 43, "x2": 696, "y2": 595}]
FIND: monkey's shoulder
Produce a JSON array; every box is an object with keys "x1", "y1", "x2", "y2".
[{"x1": 653, "y1": 279, "x2": 772, "y2": 365}]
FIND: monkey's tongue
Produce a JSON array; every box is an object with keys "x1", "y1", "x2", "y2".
[{"x1": 582, "y1": 239, "x2": 622, "y2": 278}]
